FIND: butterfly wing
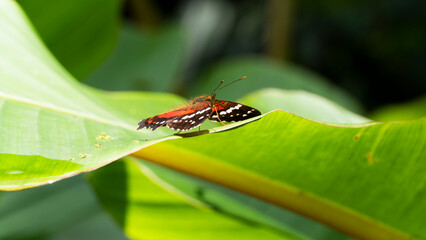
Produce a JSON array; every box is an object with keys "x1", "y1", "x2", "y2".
[
  {"x1": 138, "y1": 101, "x2": 213, "y2": 131},
  {"x1": 209, "y1": 100, "x2": 261, "y2": 122}
]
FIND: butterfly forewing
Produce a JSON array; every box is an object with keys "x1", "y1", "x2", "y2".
[
  {"x1": 138, "y1": 101, "x2": 213, "y2": 131},
  {"x1": 209, "y1": 100, "x2": 261, "y2": 122},
  {"x1": 137, "y1": 115, "x2": 168, "y2": 131}
]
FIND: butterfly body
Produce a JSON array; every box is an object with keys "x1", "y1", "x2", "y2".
[{"x1": 137, "y1": 78, "x2": 261, "y2": 132}]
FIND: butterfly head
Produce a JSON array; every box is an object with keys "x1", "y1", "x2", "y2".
[{"x1": 191, "y1": 94, "x2": 216, "y2": 104}]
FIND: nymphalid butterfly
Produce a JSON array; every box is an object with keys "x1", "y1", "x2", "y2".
[{"x1": 137, "y1": 76, "x2": 261, "y2": 132}]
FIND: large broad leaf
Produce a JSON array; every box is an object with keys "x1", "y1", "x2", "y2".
[
  {"x1": 17, "y1": 0, "x2": 122, "y2": 79},
  {"x1": 0, "y1": 1, "x2": 182, "y2": 190},
  {"x1": 132, "y1": 112, "x2": 425, "y2": 240},
  {"x1": 88, "y1": 158, "x2": 301, "y2": 240}
]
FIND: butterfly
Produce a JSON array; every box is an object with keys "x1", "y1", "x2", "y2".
[{"x1": 137, "y1": 76, "x2": 261, "y2": 132}]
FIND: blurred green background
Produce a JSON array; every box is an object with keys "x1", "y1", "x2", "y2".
[
  {"x1": 18, "y1": 0, "x2": 426, "y2": 117},
  {"x1": 1, "y1": 0, "x2": 425, "y2": 239}
]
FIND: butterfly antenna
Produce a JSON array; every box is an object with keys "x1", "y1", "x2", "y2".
[
  {"x1": 212, "y1": 76, "x2": 247, "y2": 94},
  {"x1": 211, "y1": 80, "x2": 225, "y2": 95}
]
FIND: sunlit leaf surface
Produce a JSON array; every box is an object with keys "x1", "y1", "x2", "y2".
[{"x1": 0, "y1": 1, "x2": 182, "y2": 190}]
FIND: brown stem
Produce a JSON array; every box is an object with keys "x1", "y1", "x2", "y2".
[{"x1": 265, "y1": 0, "x2": 295, "y2": 60}]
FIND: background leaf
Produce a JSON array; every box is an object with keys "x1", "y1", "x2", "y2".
[
  {"x1": 191, "y1": 58, "x2": 363, "y2": 113},
  {"x1": 0, "y1": 176, "x2": 127, "y2": 240},
  {"x1": 17, "y1": 0, "x2": 122, "y2": 79},
  {"x1": 240, "y1": 88, "x2": 368, "y2": 124},
  {"x1": 85, "y1": 23, "x2": 185, "y2": 92},
  {"x1": 137, "y1": 159, "x2": 349, "y2": 240},
  {"x1": 369, "y1": 95, "x2": 426, "y2": 122}
]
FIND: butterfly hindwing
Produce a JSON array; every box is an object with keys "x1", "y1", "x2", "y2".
[{"x1": 209, "y1": 100, "x2": 261, "y2": 122}]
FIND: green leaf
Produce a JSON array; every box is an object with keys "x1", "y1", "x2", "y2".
[
  {"x1": 192, "y1": 58, "x2": 363, "y2": 113},
  {"x1": 0, "y1": 176, "x2": 126, "y2": 240},
  {"x1": 2, "y1": 2, "x2": 425, "y2": 240},
  {"x1": 85, "y1": 23, "x2": 185, "y2": 92},
  {"x1": 88, "y1": 158, "x2": 301, "y2": 240},
  {"x1": 240, "y1": 88, "x2": 369, "y2": 124},
  {"x1": 369, "y1": 96, "x2": 426, "y2": 122},
  {"x1": 17, "y1": 0, "x2": 122, "y2": 79},
  {"x1": 0, "y1": 1, "x2": 182, "y2": 190},
  {"x1": 133, "y1": 112, "x2": 425, "y2": 240},
  {"x1": 135, "y1": 160, "x2": 349, "y2": 240}
]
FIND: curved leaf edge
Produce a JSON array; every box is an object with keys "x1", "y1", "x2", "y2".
[{"x1": 0, "y1": 135, "x2": 180, "y2": 192}]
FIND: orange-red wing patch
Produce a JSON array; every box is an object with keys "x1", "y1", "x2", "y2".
[
  {"x1": 137, "y1": 101, "x2": 213, "y2": 131},
  {"x1": 212, "y1": 100, "x2": 233, "y2": 112}
]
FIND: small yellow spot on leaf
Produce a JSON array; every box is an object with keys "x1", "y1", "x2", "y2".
[
  {"x1": 96, "y1": 132, "x2": 112, "y2": 140},
  {"x1": 69, "y1": 158, "x2": 74, "y2": 161},
  {"x1": 95, "y1": 143, "x2": 102, "y2": 149},
  {"x1": 133, "y1": 140, "x2": 139, "y2": 144},
  {"x1": 80, "y1": 153, "x2": 89, "y2": 158},
  {"x1": 353, "y1": 134, "x2": 361, "y2": 141},
  {"x1": 366, "y1": 152, "x2": 378, "y2": 165}
]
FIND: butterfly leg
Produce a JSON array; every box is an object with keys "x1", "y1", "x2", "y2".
[{"x1": 214, "y1": 108, "x2": 226, "y2": 126}]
